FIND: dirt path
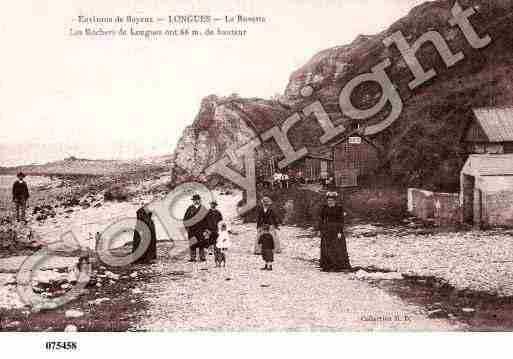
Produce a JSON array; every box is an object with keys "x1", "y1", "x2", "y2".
[{"x1": 137, "y1": 224, "x2": 461, "y2": 331}]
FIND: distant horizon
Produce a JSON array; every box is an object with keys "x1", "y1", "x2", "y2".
[
  {"x1": 0, "y1": 153, "x2": 171, "y2": 168},
  {"x1": 1, "y1": 0, "x2": 425, "y2": 167},
  {"x1": 0, "y1": 140, "x2": 175, "y2": 167}
]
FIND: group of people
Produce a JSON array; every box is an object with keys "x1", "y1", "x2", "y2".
[
  {"x1": 178, "y1": 191, "x2": 351, "y2": 273},
  {"x1": 132, "y1": 190, "x2": 352, "y2": 273},
  {"x1": 272, "y1": 172, "x2": 290, "y2": 189},
  {"x1": 179, "y1": 194, "x2": 285, "y2": 270},
  {"x1": 10, "y1": 169, "x2": 351, "y2": 273},
  {"x1": 253, "y1": 192, "x2": 351, "y2": 272},
  {"x1": 132, "y1": 193, "x2": 231, "y2": 266},
  {"x1": 182, "y1": 194, "x2": 231, "y2": 265},
  {"x1": 11, "y1": 170, "x2": 350, "y2": 273}
]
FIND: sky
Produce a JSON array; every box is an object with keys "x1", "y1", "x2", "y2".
[{"x1": 0, "y1": 0, "x2": 425, "y2": 166}]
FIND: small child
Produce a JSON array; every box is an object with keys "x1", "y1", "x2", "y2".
[
  {"x1": 257, "y1": 224, "x2": 275, "y2": 271},
  {"x1": 214, "y1": 222, "x2": 231, "y2": 267}
]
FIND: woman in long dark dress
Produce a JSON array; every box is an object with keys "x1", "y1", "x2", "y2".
[
  {"x1": 132, "y1": 206, "x2": 157, "y2": 264},
  {"x1": 318, "y1": 192, "x2": 351, "y2": 272}
]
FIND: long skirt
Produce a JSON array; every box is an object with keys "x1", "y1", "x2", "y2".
[
  {"x1": 262, "y1": 248, "x2": 274, "y2": 263},
  {"x1": 133, "y1": 229, "x2": 157, "y2": 264},
  {"x1": 254, "y1": 226, "x2": 281, "y2": 254},
  {"x1": 320, "y1": 225, "x2": 351, "y2": 272}
]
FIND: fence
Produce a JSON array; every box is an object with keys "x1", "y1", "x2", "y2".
[{"x1": 408, "y1": 188, "x2": 461, "y2": 226}]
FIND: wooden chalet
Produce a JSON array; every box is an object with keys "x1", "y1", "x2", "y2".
[
  {"x1": 330, "y1": 134, "x2": 380, "y2": 188},
  {"x1": 463, "y1": 107, "x2": 513, "y2": 154},
  {"x1": 290, "y1": 147, "x2": 333, "y2": 183},
  {"x1": 256, "y1": 147, "x2": 333, "y2": 185}
]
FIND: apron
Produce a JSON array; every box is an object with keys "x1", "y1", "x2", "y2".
[{"x1": 254, "y1": 225, "x2": 281, "y2": 254}]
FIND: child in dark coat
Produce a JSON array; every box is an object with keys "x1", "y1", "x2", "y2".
[{"x1": 258, "y1": 224, "x2": 275, "y2": 271}]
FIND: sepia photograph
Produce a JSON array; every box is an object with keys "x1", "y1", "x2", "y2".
[{"x1": 1, "y1": 0, "x2": 513, "y2": 355}]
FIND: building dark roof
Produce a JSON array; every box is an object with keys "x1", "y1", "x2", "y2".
[{"x1": 470, "y1": 108, "x2": 513, "y2": 142}]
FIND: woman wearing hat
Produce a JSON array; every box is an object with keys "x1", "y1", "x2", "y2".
[
  {"x1": 317, "y1": 191, "x2": 351, "y2": 272},
  {"x1": 254, "y1": 196, "x2": 281, "y2": 254}
]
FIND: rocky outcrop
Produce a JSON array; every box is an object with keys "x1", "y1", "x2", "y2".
[
  {"x1": 282, "y1": 0, "x2": 513, "y2": 190},
  {"x1": 172, "y1": 95, "x2": 290, "y2": 182},
  {"x1": 173, "y1": 0, "x2": 513, "y2": 191}
]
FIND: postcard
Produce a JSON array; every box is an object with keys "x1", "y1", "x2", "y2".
[{"x1": 1, "y1": 0, "x2": 513, "y2": 356}]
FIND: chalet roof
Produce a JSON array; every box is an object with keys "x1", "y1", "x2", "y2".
[
  {"x1": 471, "y1": 108, "x2": 513, "y2": 142},
  {"x1": 462, "y1": 154, "x2": 513, "y2": 176},
  {"x1": 328, "y1": 131, "x2": 381, "y2": 152}
]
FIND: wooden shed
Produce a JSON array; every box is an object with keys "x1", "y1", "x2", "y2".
[
  {"x1": 295, "y1": 150, "x2": 333, "y2": 183},
  {"x1": 461, "y1": 154, "x2": 513, "y2": 228},
  {"x1": 256, "y1": 154, "x2": 277, "y2": 187},
  {"x1": 330, "y1": 135, "x2": 380, "y2": 188},
  {"x1": 463, "y1": 107, "x2": 513, "y2": 154},
  {"x1": 256, "y1": 148, "x2": 333, "y2": 185}
]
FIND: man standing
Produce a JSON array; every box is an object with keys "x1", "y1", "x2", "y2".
[
  {"x1": 205, "y1": 200, "x2": 223, "y2": 252},
  {"x1": 183, "y1": 194, "x2": 208, "y2": 262},
  {"x1": 282, "y1": 173, "x2": 290, "y2": 189},
  {"x1": 12, "y1": 172, "x2": 29, "y2": 223}
]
